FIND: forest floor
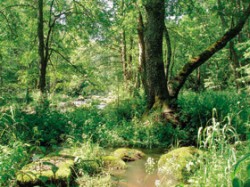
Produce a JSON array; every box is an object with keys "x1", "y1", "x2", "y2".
[{"x1": 0, "y1": 91, "x2": 249, "y2": 187}]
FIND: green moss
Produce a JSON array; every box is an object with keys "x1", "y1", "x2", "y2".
[
  {"x1": 102, "y1": 156, "x2": 126, "y2": 170},
  {"x1": 58, "y1": 147, "x2": 102, "y2": 175},
  {"x1": 16, "y1": 155, "x2": 74, "y2": 186},
  {"x1": 76, "y1": 160, "x2": 102, "y2": 176},
  {"x1": 158, "y1": 147, "x2": 202, "y2": 187},
  {"x1": 76, "y1": 174, "x2": 112, "y2": 187},
  {"x1": 113, "y1": 148, "x2": 145, "y2": 161}
]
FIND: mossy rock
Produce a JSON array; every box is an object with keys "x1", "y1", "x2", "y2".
[
  {"x1": 17, "y1": 155, "x2": 74, "y2": 187},
  {"x1": 158, "y1": 147, "x2": 202, "y2": 187},
  {"x1": 102, "y1": 156, "x2": 127, "y2": 170},
  {"x1": 75, "y1": 159, "x2": 102, "y2": 176},
  {"x1": 113, "y1": 148, "x2": 145, "y2": 162},
  {"x1": 58, "y1": 147, "x2": 102, "y2": 176}
]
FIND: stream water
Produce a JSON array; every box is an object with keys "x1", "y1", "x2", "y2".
[
  {"x1": 111, "y1": 149, "x2": 164, "y2": 187},
  {"x1": 72, "y1": 96, "x2": 165, "y2": 187}
]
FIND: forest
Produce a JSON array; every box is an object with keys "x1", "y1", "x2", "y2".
[{"x1": 0, "y1": 0, "x2": 249, "y2": 186}]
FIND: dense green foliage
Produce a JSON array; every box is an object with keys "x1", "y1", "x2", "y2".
[
  {"x1": 178, "y1": 91, "x2": 249, "y2": 144},
  {"x1": 0, "y1": 0, "x2": 249, "y2": 186},
  {"x1": 1, "y1": 90, "x2": 249, "y2": 186}
]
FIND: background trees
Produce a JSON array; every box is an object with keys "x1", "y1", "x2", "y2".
[
  {"x1": 0, "y1": 0, "x2": 249, "y2": 105},
  {"x1": 0, "y1": 1, "x2": 249, "y2": 186},
  {"x1": 141, "y1": 0, "x2": 250, "y2": 111}
]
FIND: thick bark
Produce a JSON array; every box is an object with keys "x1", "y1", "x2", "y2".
[
  {"x1": 144, "y1": 0, "x2": 170, "y2": 109},
  {"x1": 169, "y1": 3, "x2": 250, "y2": 98},
  {"x1": 38, "y1": 0, "x2": 46, "y2": 93}
]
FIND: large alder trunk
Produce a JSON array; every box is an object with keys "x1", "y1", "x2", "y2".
[
  {"x1": 143, "y1": 1, "x2": 250, "y2": 115},
  {"x1": 144, "y1": 0, "x2": 171, "y2": 110}
]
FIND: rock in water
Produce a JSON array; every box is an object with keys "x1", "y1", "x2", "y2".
[
  {"x1": 113, "y1": 148, "x2": 145, "y2": 162},
  {"x1": 102, "y1": 156, "x2": 126, "y2": 170},
  {"x1": 158, "y1": 146, "x2": 202, "y2": 187}
]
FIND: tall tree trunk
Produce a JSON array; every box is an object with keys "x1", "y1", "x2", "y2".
[
  {"x1": 128, "y1": 36, "x2": 133, "y2": 81},
  {"x1": 136, "y1": 10, "x2": 146, "y2": 90},
  {"x1": 38, "y1": 0, "x2": 46, "y2": 93},
  {"x1": 142, "y1": 1, "x2": 250, "y2": 114},
  {"x1": 229, "y1": 40, "x2": 242, "y2": 90},
  {"x1": 144, "y1": 0, "x2": 170, "y2": 109},
  {"x1": 121, "y1": 30, "x2": 128, "y2": 83},
  {"x1": 120, "y1": 0, "x2": 128, "y2": 86}
]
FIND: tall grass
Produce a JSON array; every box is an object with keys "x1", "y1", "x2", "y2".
[{"x1": 188, "y1": 109, "x2": 249, "y2": 187}]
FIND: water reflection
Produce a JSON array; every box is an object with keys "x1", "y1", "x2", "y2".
[{"x1": 112, "y1": 149, "x2": 164, "y2": 187}]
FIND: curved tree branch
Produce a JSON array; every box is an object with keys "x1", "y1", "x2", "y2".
[{"x1": 169, "y1": 3, "x2": 250, "y2": 98}]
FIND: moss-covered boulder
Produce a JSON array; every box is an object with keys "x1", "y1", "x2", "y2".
[
  {"x1": 17, "y1": 155, "x2": 74, "y2": 187},
  {"x1": 75, "y1": 159, "x2": 102, "y2": 176},
  {"x1": 102, "y1": 156, "x2": 126, "y2": 170},
  {"x1": 58, "y1": 147, "x2": 102, "y2": 176},
  {"x1": 113, "y1": 148, "x2": 145, "y2": 162},
  {"x1": 158, "y1": 147, "x2": 202, "y2": 187}
]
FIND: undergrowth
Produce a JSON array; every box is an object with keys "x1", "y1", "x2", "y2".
[
  {"x1": 187, "y1": 109, "x2": 250, "y2": 187},
  {"x1": 0, "y1": 90, "x2": 249, "y2": 186},
  {"x1": 178, "y1": 91, "x2": 249, "y2": 144}
]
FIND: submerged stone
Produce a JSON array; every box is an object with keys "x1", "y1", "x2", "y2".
[
  {"x1": 17, "y1": 155, "x2": 74, "y2": 187},
  {"x1": 158, "y1": 146, "x2": 202, "y2": 187},
  {"x1": 113, "y1": 148, "x2": 145, "y2": 162}
]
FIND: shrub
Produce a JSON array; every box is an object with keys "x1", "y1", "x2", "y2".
[
  {"x1": 188, "y1": 112, "x2": 249, "y2": 186},
  {"x1": 0, "y1": 142, "x2": 29, "y2": 187},
  {"x1": 178, "y1": 91, "x2": 249, "y2": 144},
  {"x1": 0, "y1": 106, "x2": 71, "y2": 146}
]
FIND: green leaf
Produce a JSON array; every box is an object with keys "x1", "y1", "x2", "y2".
[
  {"x1": 243, "y1": 179, "x2": 250, "y2": 187},
  {"x1": 247, "y1": 164, "x2": 250, "y2": 178},
  {"x1": 38, "y1": 176, "x2": 49, "y2": 183},
  {"x1": 232, "y1": 177, "x2": 243, "y2": 187}
]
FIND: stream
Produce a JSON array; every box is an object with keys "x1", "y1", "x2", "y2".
[
  {"x1": 110, "y1": 149, "x2": 164, "y2": 187},
  {"x1": 72, "y1": 95, "x2": 164, "y2": 187}
]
